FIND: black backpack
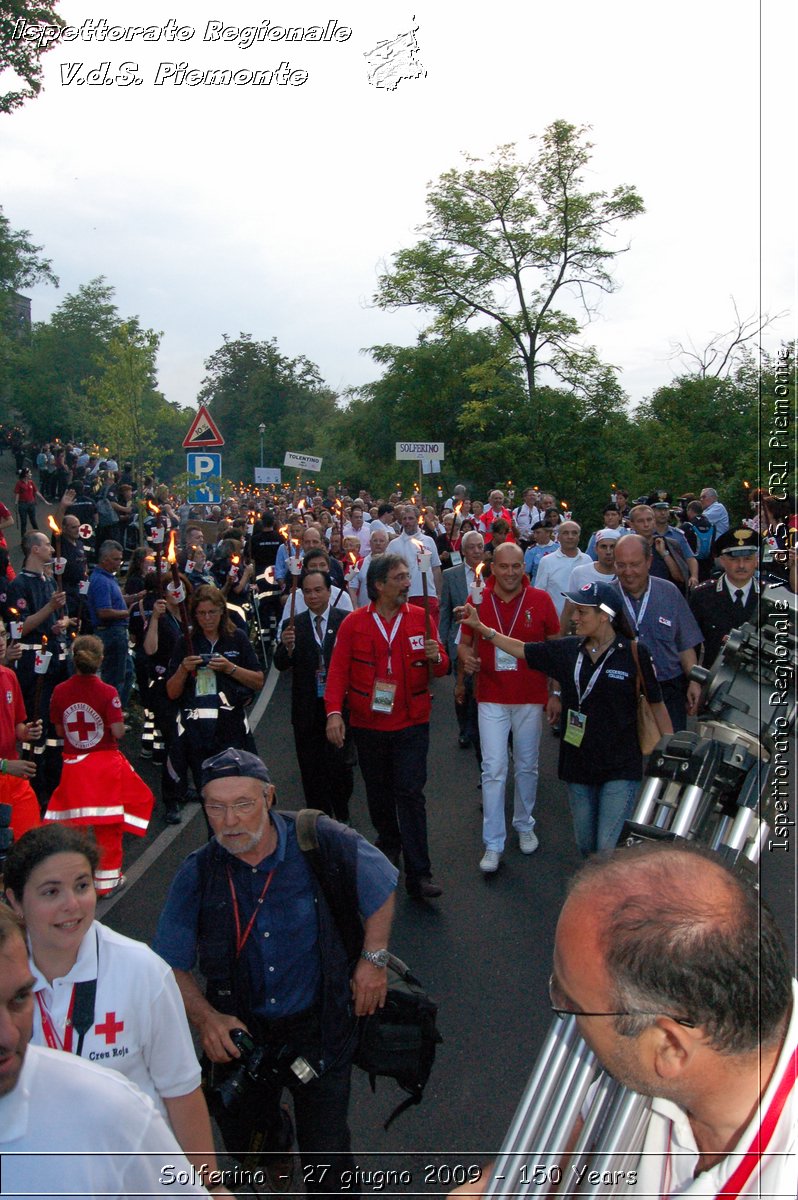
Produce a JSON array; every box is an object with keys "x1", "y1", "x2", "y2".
[{"x1": 296, "y1": 808, "x2": 442, "y2": 1128}]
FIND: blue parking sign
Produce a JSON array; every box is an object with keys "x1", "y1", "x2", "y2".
[{"x1": 187, "y1": 452, "x2": 222, "y2": 503}]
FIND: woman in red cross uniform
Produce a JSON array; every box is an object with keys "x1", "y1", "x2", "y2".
[
  {"x1": 4, "y1": 823, "x2": 223, "y2": 1179},
  {"x1": 46, "y1": 635, "x2": 154, "y2": 895}
]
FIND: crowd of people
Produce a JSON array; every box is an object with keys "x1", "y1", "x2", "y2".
[{"x1": 0, "y1": 438, "x2": 795, "y2": 1197}]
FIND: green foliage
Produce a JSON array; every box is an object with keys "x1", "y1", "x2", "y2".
[
  {"x1": 14, "y1": 278, "x2": 119, "y2": 437},
  {"x1": 0, "y1": 1, "x2": 65, "y2": 114},
  {"x1": 83, "y1": 320, "x2": 163, "y2": 484},
  {"x1": 374, "y1": 121, "x2": 643, "y2": 400},
  {"x1": 198, "y1": 334, "x2": 340, "y2": 483}
]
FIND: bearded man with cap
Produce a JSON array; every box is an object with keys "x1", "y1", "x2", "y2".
[
  {"x1": 153, "y1": 747, "x2": 397, "y2": 1195},
  {"x1": 689, "y1": 527, "x2": 761, "y2": 668}
]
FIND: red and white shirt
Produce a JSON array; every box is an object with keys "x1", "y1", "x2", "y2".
[{"x1": 50, "y1": 675, "x2": 122, "y2": 752}]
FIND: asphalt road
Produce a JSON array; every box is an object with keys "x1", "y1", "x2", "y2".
[{"x1": 2, "y1": 449, "x2": 795, "y2": 1188}]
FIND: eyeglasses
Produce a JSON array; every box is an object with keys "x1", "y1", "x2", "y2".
[
  {"x1": 548, "y1": 976, "x2": 695, "y2": 1027},
  {"x1": 203, "y1": 799, "x2": 259, "y2": 818}
]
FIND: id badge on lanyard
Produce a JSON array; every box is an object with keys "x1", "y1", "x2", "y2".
[
  {"x1": 196, "y1": 667, "x2": 217, "y2": 696},
  {"x1": 371, "y1": 678, "x2": 397, "y2": 713},
  {"x1": 563, "y1": 709, "x2": 587, "y2": 747},
  {"x1": 316, "y1": 666, "x2": 327, "y2": 698},
  {"x1": 495, "y1": 647, "x2": 518, "y2": 671}
]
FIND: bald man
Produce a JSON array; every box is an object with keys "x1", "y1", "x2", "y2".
[
  {"x1": 459, "y1": 542, "x2": 560, "y2": 872},
  {"x1": 551, "y1": 842, "x2": 796, "y2": 1197}
]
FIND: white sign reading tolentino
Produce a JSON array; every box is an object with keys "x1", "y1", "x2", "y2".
[
  {"x1": 284, "y1": 451, "x2": 323, "y2": 471},
  {"x1": 395, "y1": 441, "x2": 445, "y2": 460}
]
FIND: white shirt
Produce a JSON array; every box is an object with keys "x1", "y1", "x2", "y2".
[
  {"x1": 279, "y1": 588, "x2": 352, "y2": 632},
  {"x1": 0, "y1": 1045, "x2": 210, "y2": 1198},
  {"x1": 568, "y1": 562, "x2": 618, "y2": 590},
  {"x1": 723, "y1": 576, "x2": 753, "y2": 604},
  {"x1": 343, "y1": 522, "x2": 373, "y2": 554},
  {"x1": 30, "y1": 921, "x2": 200, "y2": 1119},
  {"x1": 637, "y1": 981, "x2": 798, "y2": 1197},
  {"x1": 393, "y1": 530, "x2": 442, "y2": 597},
  {"x1": 535, "y1": 548, "x2": 592, "y2": 615},
  {"x1": 514, "y1": 503, "x2": 543, "y2": 537}
]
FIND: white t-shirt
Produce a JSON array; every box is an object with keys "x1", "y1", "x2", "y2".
[
  {"x1": 535, "y1": 548, "x2": 592, "y2": 615},
  {"x1": 30, "y1": 921, "x2": 201, "y2": 1119},
  {"x1": 567, "y1": 562, "x2": 618, "y2": 590},
  {"x1": 637, "y1": 981, "x2": 798, "y2": 1197},
  {"x1": 392, "y1": 530, "x2": 442, "y2": 598},
  {"x1": 0, "y1": 1045, "x2": 211, "y2": 1198}
]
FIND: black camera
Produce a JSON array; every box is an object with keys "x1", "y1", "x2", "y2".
[
  {"x1": 207, "y1": 1029, "x2": 318, "y2": 1118},
  {"x1": 199, "y1": 653, "x2": 213, "y2": 665}
]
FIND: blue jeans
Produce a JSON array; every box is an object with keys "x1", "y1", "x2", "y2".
[
  {"x1": 96, "y1": 624, "x2": 134, "y2": 709},
  {"x1": 566, "y1": 779, "x2": 640, "y2": 856}
]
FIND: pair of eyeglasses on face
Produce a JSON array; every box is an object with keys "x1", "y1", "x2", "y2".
[
  {"x1": 548, "y1": 975, "x2": 695, "y2": 1027},
  {"x1": 203, "y1": 799, "x2": 259, "y2": 818}
]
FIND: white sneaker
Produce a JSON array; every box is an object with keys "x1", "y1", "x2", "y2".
[
  {"x1": 479, "y1": 849, "x2": 502, "y2": 873},
  {"x1": 518, "y1": 830, "x2": 539, "y2": 854}
]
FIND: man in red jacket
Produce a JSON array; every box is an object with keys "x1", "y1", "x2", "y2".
[{"x1": 326, "y1": 553, "x2": 449, "y2": 899}]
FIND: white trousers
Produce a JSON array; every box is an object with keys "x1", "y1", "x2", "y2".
[{"x1": 479, "y1": 702, "x2": 543, "y2": 851}]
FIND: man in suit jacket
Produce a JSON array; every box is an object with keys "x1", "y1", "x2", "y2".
[
  {"x1": 689, "y1": 527, "x2": 760, "y2": 668},
  {"x1": 273, "y1": 567, "x2": 353, "y2": 821},
  {"x1": 439, "y1": 530, "x2": 486, "y2": 750}
]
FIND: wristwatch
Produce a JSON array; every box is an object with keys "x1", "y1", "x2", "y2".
[
  {"x1": 484, "y1": 627, "x2": 496, "y2": 641},
  {"x1": 361, "y1": 948, "x2": 390, "y2": 968}
]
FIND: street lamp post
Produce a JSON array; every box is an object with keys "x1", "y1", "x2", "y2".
[{"x1": 258, "y1": 422, "x2": 266, "y2": 468}]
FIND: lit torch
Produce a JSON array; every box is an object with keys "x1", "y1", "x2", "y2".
[
  {"x1": 166, "y1": 531, "x2": 194, "y2": 655},
  {"x1": 30, "y1": 635, "x2": 52, "y2": 739},
  {"x1": 148, "y1": 502, "x2": 165, "y2": 594},
  {"x1": 287, "y1": 536, "x2": 302, "y2": 631},
  {"x1": 47, "y1": 515, "x2": 66, "y2": 579},
  {"x1": 8, "y1": 607, "x2": 22, "y2": 642}
]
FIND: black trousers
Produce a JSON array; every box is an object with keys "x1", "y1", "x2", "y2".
[
  {"x1": 294, "y1": 720, "x2": 353, "y2": 822},
  {"x1": 353, "y1": 722, "x2": 432, "y2": 886}
]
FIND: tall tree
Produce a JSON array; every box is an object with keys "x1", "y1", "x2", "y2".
[
  {"x1": 198, "y1": 334, "x2": 340, "y2": 481},
  {"x1": 0, "y1": 1, "x2": 65, "y2": 114},
  {"x1": 15, "y1": 277, "x2": 119, "y2": 437},
  {"x1": 374, "y1": 121, "x2": 643, "y2": 403},
  {"x1": 0, "y1": 205, "x2": 58, "y2": 414},
  {"x1": 84, "y1": 321, "x2": 164, "y2": 486}
]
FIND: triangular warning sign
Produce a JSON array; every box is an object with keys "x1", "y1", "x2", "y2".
[{"x1": 183, "y1": 404, "x2": 224, "y2": 449}]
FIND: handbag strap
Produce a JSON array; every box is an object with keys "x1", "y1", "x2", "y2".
[{"x1": 629, "y1": 639, "x2": 650, "y2": 703}]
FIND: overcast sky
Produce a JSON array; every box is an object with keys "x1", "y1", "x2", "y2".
[{"x1": 2, "y1": 0, "x2": 795, "y2": 422}]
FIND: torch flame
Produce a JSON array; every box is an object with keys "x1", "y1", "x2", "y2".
[
  {"x1": 167, "y1": 530, "x2": 177, "y2": 565},
  {"x1": 475, "y1": 562, "x2": 484, "y2": 581},
  {"x1": 47, "y1": 515, "x2": 60, "y2": 535},
  {"x1": 454, "y1": 501, "x2": 463, "y2": 516},
  {"x1": 348, "y1": 551, "x2": 357, "y2": 565},
  {"x1": 147, "y1": 500, "x2": 159, "y2": 515},
  {"x1": 743, "y1": 480, "x2": 750, "y2": 489},
  {"x1": 231, "y1": 554, "x2": 241, "y2": 566},
  {"x1": 279, "y1": 524, "x2": 290, "y2": 539},
  {"x1": 560, "y1": 500, "x2": 568, "y2": 510}
]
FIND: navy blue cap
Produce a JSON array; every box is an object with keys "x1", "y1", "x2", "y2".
[
  {"x1": 561, "y1": 580, "x2": 619, "y2": 616},
  {"x1": 200, "y1": 748, "x2": 271, "y2": 791}
]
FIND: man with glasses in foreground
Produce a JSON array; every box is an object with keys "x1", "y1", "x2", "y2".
[
  {"x1": 548, "y1": 842, "x2": 796, "y2": 1197},
  {"x1": 153, "y1": 747, "x2": 397, "y2": 1195},
  {"x1": 453, "y1": 843, "x2": 795, "y2": 1200}
]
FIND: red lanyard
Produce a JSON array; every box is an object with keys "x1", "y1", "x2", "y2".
[
  {"x1": 715, "y1": 1048, "x2": 797, "y2": 1198},
  {"x1": 488, "y1": 591, "x2": 526, "y2": 639},
  {"x1": 660, "y1": 1048, "x2": 797, "y2": 1199},
  {"x1": 36, "y1": 987, "x2": 76, "y2": 1053},
  {"x1": 226, "y1": 866, "x2": 274, "y2": 959}
]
